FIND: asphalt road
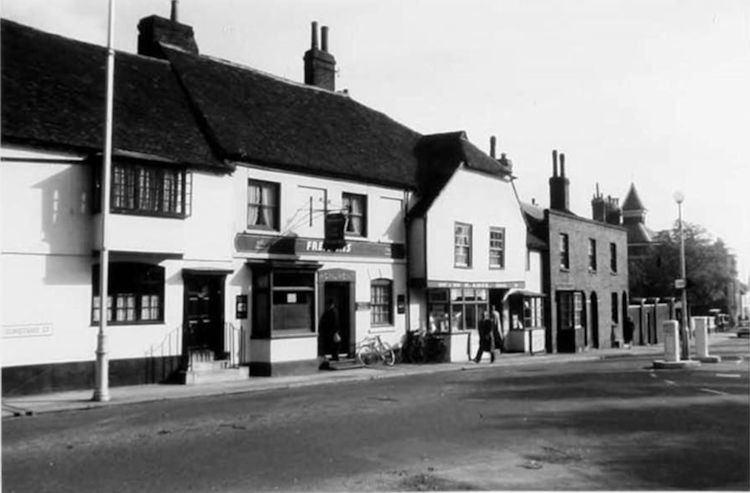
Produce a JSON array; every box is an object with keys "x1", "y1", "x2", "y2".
[{"x1": 3, "y1": 336, "x2": 748, "y2": 492}]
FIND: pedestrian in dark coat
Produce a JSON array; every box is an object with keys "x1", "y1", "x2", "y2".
[
  {"x1": 474, "y1": 310, "x2": 496, "y2": 363},
  {"x1": 319, "y1": 299, "x2": 340, "y2": 361}
]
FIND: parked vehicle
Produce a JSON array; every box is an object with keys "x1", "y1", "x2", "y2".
[{"x1": 355, "y1": 335, "x2": 396, "y2": 366}]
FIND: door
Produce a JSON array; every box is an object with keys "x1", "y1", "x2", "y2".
[
  {"x1": 322, "y1": 282, "x2": 352, "y2": 358},
  {"x1": 590, "y1": 292, "x2": 599, "y2": 349},
  {"x1": 184, "y1": 275, "x2": 225, "y2": 358}
]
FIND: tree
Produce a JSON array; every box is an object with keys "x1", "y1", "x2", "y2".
[{"x1": 629, "y1": 221, "x2": 737, "y2": 315}]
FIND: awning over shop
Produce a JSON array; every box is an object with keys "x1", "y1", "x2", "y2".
[{"x1": 502, "y1": 288, "x2": 546, "y2": 302}]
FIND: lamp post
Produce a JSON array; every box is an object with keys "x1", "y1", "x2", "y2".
[
  {"x1": 93, "y1": 0, "x2": 116, "y2": 402},
  {"x1": 673, "y1": 191, "x2": 689, "y2": 360}
]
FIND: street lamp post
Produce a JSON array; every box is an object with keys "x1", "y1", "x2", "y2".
[{"x1": 674, "y1": 191, "x2": 690, "y2": 360}]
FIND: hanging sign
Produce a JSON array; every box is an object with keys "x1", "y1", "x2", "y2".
[{"x1": 323, "y1": 212, "x2": 348, "y2": 251}]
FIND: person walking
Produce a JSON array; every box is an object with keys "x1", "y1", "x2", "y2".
[
  {"x1": 319, "y1": 299, "x2": 340, "y2": 361},
  {"x1": 474, "y1": 310, "x2": 496, "y2": 363}
]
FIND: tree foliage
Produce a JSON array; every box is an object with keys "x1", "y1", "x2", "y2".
[{"x1": 629, "y1": 221, "x2": 737, "y2": 314}]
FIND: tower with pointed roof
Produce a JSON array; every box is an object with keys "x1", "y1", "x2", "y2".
[{"x1": 621, "y1": 183, "x2": 655, "y2": 259}]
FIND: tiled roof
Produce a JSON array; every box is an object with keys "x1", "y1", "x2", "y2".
[
  {"x1": 1, "y1": 19, "x2": 225, "y2": 170},
  {"x1": 624, "y1": 221, "x2": 654, "y2": 245},
  {"x1": 163, "y1": 47, "x2": 421, "y2": 188},
  {"x1": 622, "y1": 183, "x2": 645, "y2": 211},
  {"x1": 520, "y1": 202, "x2": 549, "y2": 250},
  {"x1": 407, "y1": 131, "x2": 511, "y2": 218}
]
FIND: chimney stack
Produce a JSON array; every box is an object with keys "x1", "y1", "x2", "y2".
[
  {"x1": 137, "y1": 14, "x2": 199, "y2": 59},
  {"x1": 304, "y1": 21, "x2": 336, "y2": 91},
  {"x1": 549, "y1": 149, "x2": 570, "y2": 212},
  {"x1": 490, "y1": 136, "x2": 497, "y2": 158},
  {"x1": 591, "y1": 182, "x2": 606, "y2": 221}
]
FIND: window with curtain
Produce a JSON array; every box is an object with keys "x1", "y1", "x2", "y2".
[
  {"x1": 454, "y1": 222, "x2": 472, "y2": 268},
  {"x1": 92, "y1": 263, "x2": 164, "y2": 324},
  {"x1": 342, "y1": 192, "x2": 366, "y2": 236},
  {"x1": 371, "y1": 279, "x2": 393, "y2": 326},
  {"x1": 248, "y1": 180, "x2": 280, "y2": 230},
  {"x1": 489, "y1": 227, "x2": 505, "y2": 269}
]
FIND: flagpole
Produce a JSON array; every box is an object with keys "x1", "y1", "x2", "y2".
[{"x1": 93, "y1": 0, "x2": 116, "y2": 402}]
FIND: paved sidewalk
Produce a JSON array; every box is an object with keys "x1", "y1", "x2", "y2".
[{"x1": 2, "y1": 344, "x2": 664, "y2": 418}]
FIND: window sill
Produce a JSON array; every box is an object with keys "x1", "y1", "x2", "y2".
[
  {"x1": 559, "y1": 267, "x2": 570, "y2": 272},
  {"x1": 110, "y1": 209, "x2": 186, "y2": 219},
  {"x1": 90, "y1": 321, "x2": 165, "y2": 327},
  {"x1": 489, "y1": 266, "x2": 505, "y2": 270},
  {"x1": 454, "y1": 265, "x2": 473, "y2": 270},
  {"x1": 246, "y1": 226, "x2": 280, "y2": 233},
  {"x1": 369, "y1": 326, "x2": 395, "y2": 334}
]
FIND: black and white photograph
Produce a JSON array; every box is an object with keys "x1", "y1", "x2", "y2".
[{"x1": 2, "y1": 0, "x2": 749, "y2": 491}]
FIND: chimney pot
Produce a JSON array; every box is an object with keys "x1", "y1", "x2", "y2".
[
  {"x1": 490, "y1": 136, "x2": 497, "y2": 158},
  {"x1": 311, "y1": 21, "x2": 319, "y2": 49},
  {"x1": 321, "y1": 26, "x2": 329, "y2": 52},
  {"x1": 560, "y1": 153, "x2": 566, "y2": 177},
  {"x1": 552, "y1": 150, "x2": 558, "y2": 177},
  {"x1": 170, "y1": 0, "x2": 178, "y2": 22}
]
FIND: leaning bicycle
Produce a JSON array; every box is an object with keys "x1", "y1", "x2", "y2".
[{"x1": 355, "y1": 335, "x2": 396, "y2": 366}]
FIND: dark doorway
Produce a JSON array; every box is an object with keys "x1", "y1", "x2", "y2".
[
  {"x1": 590, "y1": 292, "x2": 599, "y2": 349},
  {"x1": 184, "y1": 274, "x2": 225, "y2": 359},
  {"x1": 321, "y1": 282, "x2": 353, "y2": 358}
]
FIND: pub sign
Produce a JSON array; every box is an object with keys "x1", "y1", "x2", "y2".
[{"x1": 323, "y1": 212, "x2": 347, "y2": 251}]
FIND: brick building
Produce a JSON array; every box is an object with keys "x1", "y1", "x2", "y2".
[{"x1": 522, "y1": 151, "x2": 629, "y2": 353}]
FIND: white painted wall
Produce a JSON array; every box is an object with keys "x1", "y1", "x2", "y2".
[
  {"x1": 233, "y1": 164, "x2": 406, "y2": 244},
  {"x1": 425, "y1": 168, "x2": 528, "y2": 284},
  {"x1": 1, "y1": 146, "x2": 237, "y2": 368}
]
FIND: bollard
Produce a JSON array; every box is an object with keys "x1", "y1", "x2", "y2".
[
  {"x1": 653, "y1": 320, "x2": 701, "y2": 369},
  {"x1": 662, "y1": 320, "x2": 679, "y2": 362},
  {"x1": 693, "y1": 316, "x2": 721, "y2": 363}
]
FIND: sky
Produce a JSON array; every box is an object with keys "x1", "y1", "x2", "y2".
[{"x1": 3, "y1": 0, "x2": 749, "y2": 280}]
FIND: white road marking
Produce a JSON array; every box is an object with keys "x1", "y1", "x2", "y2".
[
  {"x1": 715, "y1": 373, "x2": 741, "y2": 378},
  {"x1": 700, "y1": 388, "x2": 728, "y2": 396}
]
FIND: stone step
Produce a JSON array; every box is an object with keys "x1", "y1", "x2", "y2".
[
  {"x1": 179, "y1": 366, "x2": 248, "y2": 385},
  {"x1": 189, "y1": 359, "x2": 234, "y2": 372}
]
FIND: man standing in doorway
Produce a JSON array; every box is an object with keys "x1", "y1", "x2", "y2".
[
  {"x1": 491, "y1": 304, "x2": 503, "y2": 353},
  {"x1": 320, "y1": 299, "x2": 340, "y2": 361}
]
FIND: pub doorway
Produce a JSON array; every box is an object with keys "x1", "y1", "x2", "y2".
[
  {"x1": 320, "y1": 281, "x2": 353, "y2": 358},
  {"x1": 183, "y1": 272, "x2": 226, "y2": 361}
]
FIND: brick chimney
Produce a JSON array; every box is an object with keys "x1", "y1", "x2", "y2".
[
  {"x1": 549, "y1": 150, "x2": 570, "y2": 211},
  {"x1": 304, "y1": 22, "x2": 336, "y2": 91},
  {"x1": 137, "y1": 8, "x2": 198, "y2": 59},
  {"x1": 592, "y1": 183, "x2": 606, "y2": 221},
  {"x1": 605, "y1": 196, "x2": 621, "y2": 225}
]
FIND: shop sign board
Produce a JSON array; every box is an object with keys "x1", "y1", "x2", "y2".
[
  {"x1": 235, "y1": 233, "x2": 405, "y2": 259},
  {"x1": 426, "y1": 280, "x2": 525, "y2": 289}
]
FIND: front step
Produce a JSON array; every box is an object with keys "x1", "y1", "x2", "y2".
[
  {"x1": 319, "y1": 358, "x2": 365, "y2": 371},
  {"x1": 180, "y1": 350, "x2": 248, "y2": 385},
  {"x1": 179, "y1": 361, "x2": 248, "y2": 385}
]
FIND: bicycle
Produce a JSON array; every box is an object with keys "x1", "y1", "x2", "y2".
[{"x1": 355, "y1": 335, "x2": 396, "y2": 366}]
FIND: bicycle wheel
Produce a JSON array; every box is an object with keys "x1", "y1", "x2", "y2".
[
  {"x1": 356, "y1": 345, "x2": 377, "y2": 366},
  {"x1": 380, "y1": 341, "x2": 396, "y2": 366}
]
